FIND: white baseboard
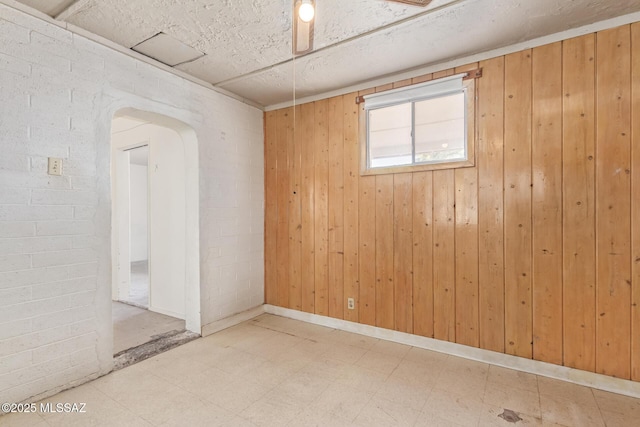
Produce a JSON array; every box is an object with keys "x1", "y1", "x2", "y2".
[
  {"x1": 201, "y1": 305, "x2": 266, "y2": 337},
  {"x1": 148, "y1": 305, "x2": 185, "y2": 320},
  {"x1": 263, "y1": 304, "x2": 640, "y2": 399}
]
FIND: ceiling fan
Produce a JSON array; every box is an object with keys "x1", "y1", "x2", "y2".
[
  {"x1": 293, "y1": 0, "x2": 315, "y2": 55},
  {"x1": 293, "y1": 0, "x2": 432, "y2": 56}
]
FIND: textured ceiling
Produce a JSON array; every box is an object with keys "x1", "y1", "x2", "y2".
[{"x1": 13, "y1": 0, "x2": 640, "y2": 107}]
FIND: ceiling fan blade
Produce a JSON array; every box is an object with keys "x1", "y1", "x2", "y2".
[{"x1": 387, "y1": 0, "x2": 433, "y2": 6}]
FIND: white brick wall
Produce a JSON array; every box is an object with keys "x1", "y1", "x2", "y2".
[{"x1": 0, "y1": 4, "x2": 264, "y2": 404}]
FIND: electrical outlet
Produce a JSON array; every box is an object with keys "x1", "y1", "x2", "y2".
[
  {"x1": 48, "y1": 157, "x2": 63, "y2": 176},
  {"x1": 347, "y1": 298, "x2": 355, "y2": 310}
]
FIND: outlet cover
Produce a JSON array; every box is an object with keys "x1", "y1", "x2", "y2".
[
  {"x1": 347, "y1": 298, "x2": 355, "y2": 310},
  {"x1": 48, "y1": 158, "x2": 63, "y2": 176}
]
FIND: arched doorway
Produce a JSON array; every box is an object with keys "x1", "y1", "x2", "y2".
[{"x1": 110, "y1": 108, "x2": 200, "y2": 354}]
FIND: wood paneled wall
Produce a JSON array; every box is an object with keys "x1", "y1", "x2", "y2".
[{"x1": 264, "y1": 24, "x2": 640, "y2": 381}]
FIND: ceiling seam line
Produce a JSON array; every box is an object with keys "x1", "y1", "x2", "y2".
[{"x1": 213, "y1": 0, "x2": 467, "y2": 88}]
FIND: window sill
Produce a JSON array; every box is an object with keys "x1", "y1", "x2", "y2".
[{"x1": 360, "y1": 158, "x2": 475, "y2": 176}]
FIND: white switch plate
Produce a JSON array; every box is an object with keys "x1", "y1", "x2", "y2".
[
  {"x1": 48, "y1": 158, "x2": 63, "y2": 176},
  {"x1": 347, "y1": 298, "x2": 355, "y2": 310}
]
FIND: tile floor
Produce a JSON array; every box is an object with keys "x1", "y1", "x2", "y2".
[
  {"x1": 2, "y1": 314, "x2": 640, "y2": 426},
  {"x1": 112, "y1": 301, "x2": 185, "y2": 354}
]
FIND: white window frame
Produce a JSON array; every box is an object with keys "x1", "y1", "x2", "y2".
[{"x1": 360, "y1": 72, "x2": 477, "y2": 176}]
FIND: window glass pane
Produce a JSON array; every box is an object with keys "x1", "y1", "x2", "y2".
[
  {"x1": 368, "y1": 103, "x2": 412, "y2": 168},
  {"x1": 414, "y1": 92, "x2": 465, "y2": 163}
]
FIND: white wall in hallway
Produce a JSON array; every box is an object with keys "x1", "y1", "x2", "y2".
[
  {"x1": 147, "y1": 126, "x2": 185, "y2": 319},
  {"x1": 113, "y1": 122, "x2": 187, "y2": 320},
  {"x1": 129, "y1": 162, "x2": 148, "y2": 263},
  {"x1": 0, "y1": 3, "x2": 264, "y2": 405}
]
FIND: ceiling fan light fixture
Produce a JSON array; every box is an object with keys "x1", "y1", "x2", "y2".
[
  {"x1": 293, "y1": 0, "x2": 315, "y2": 56},
  {"x1": 298, "y1": 0, "x2": 315, "y2": 22}
]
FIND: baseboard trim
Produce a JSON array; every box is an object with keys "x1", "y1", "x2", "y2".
[
  {"x1": 263, "y1": 304, "x2": 640, "y2": 399},
  {"x1": 148, "y1": 305, "x2": 185, "y2": 321},
  {"x1": 201, "y1": 305, "x2": 266, "y2": 337}
]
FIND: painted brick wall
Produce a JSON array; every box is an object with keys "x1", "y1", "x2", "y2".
[{"x1": 0, "y1": 4, "x2": 264, "y2": 403}]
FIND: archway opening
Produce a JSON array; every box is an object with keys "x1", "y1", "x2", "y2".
[{"x1": 110, "y1": 108, "x2": 200, "y2": 357}]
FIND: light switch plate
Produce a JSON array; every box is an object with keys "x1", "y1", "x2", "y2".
[{"x1": 48, "y1": 158, "x2": 63, "y2": 176}]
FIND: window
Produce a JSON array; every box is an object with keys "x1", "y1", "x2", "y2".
[{"x1": 361, "y1": 71, "x2": 478, "y2": 175}]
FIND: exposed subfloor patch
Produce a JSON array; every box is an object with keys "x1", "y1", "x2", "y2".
[
  {"x1": 499, "y1": 408, "x2": 524, "y2": 423},
  {"x1": 113, "y1": 329, "x2": 199, "y2": 371}
]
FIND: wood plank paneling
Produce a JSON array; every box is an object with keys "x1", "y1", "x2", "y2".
[
  {"x1": 504, "y1": 49, "x2": 533, "y2": 359},
  {"x1": 359, "y1": 174, "x2": 376, "y2": 325},
  {"x1": 477, "y1": 56, "x2": 505, "y2": 353},
  {"x1": 314, "y1": 100, "x2": 329, "y2": 315},
  {"x1": 359, "y1": 88, "x2": 377, "y2": 326},
  {"x1": 412, "y1": 171, "x2": 433, "y2": 337},
  {"x1": 289, "y1": 106, "x2": 302, "y2": 311},
  {"x1": 390, "y1": 79, "x2": 415, "y2": 331},
  {"x1": 373, "y1": 83, "x2": 395, "y2": 330},
  {"x1": 454, "y1": 63, "x2": 480, "y2": 348},
  {"x1": 264, "y1": 110, "x2": 278, "y2": 305},
  {"x1": 433, "y1": 169, "x2": 456, "y2": 342},
  {"x1": 562, "y1": 34, "x2": 596, "y2": 372},
  {"x1": 343, "y1": 93, "x2": 360, "y2": 322},
  {"x1": 595, "y1": 26, "x2": 631, "y2": 379},
  {"x1": 412, "y1": 73, "x2": 433, "y2": 85},
  {"x1": 264, "y1": 23, "x2": 640, "y2": 383},
  {"x1": 432, "y1": 69, "x2": 453, "y2": 80},
  {"x1": 632, "y1": 23, "x2": 640, "y2": 382},
  {"x1": 390, "y1": 78, "x2": 415, "y2": 331},
  {"x1": 432, "y1": 69, "x2": 456, "y2": 343},
  {"x1": 532, "y1": 42, "x2": 563, "y2": 365},
  {"x1": 275, "y1": 108, "x2": 292, "y2": 308},
  {"x1": 394, "y1": 173, "x2": 413, "y2": 333},
  {"x1": 411, "y1": 72, "x2": 435, "y2": 338},
  {"x1": 454, "y1": 165, "x2": 478, "y2": 347},
  {"x1": 328, "y1": 96, "x2": 345, "y2": 319},
  {"x1": 376, "y1": 174, "x2": 394, "y2": 329},
  {"x1": 300, "y1": 103, "x2": 315, "y2": 313}
]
